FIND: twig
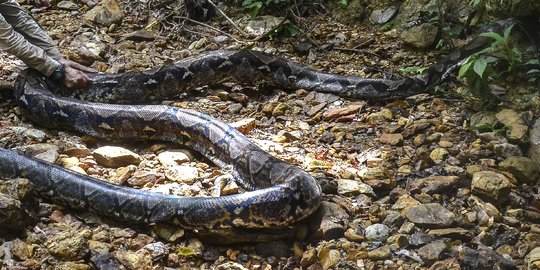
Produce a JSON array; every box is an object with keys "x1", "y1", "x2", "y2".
[
  {"x1": 175, "y1": 16, "x2": 243, "y2": 43},
  {"x1": 205, "y1": 0, "x2": 249, "y2": 37}
]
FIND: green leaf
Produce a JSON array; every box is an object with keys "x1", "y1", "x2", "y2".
[
  {"x1": 479, "y1": 32, "x2": 504, "y2": 43},
  {"x1": 527, "y1": 69, "x2": 540, "y2": 74},
  {"x1": 458, "y1": 57, "x2": 473, "y2": 78},
  {"x1": 503, "y1": 24, "x2": 514, "y2": 40},
  {"x1": 400, "y1": 66, "x2": 429, "y2": 74},
  {"x1": 473, "y1": 57, "x2": 487, "y2": 78},
  {"x1": 526, "y1": 59, "x2": 539, "y2": 65}
]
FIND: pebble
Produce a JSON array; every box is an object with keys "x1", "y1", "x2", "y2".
[
  {"x1": 429, "y1": 148, "x2": 449, "y2": 163},
  {"x1": 379, "y1": 133, "x2": 403, "y2": 145},
  {"x1": 164, "y1": 165, "x2": 199, "y2": 184},
  {"x1": 93, "y1": 146, "x2": 141, "y2": 167},
  {"x1": 157, "y1": 150, "x2": 192, "y2": 167},
  {"x1": 108, "y1": 165, "x2": 137, "y2": 185},
  {"x1": 300, "y1": 247, "x2": 317, "y2": 268},
  {"x1": 404, "y1": 203, "x2": 455, "y2": 228},
  {"x1": 364, "y1": 223, "x2": 391, "y2": 242},
  {"x1": 126, "y1": 170, "x2": 157, "y2": 186},
  {"x1": 21, "y1": 143, "x2": 59, "y2": 163},
  {"x1": 47, "y1": 230, "x2": 90, "y2": 261},
  {"x1": 409, "y1": 176, "x2": 460, "y2": 194},
  {"x1": 336, "y1": 179, "x2": 375, "y2": 196},
  {"x1": 57, "y1": 0, "x2": 79, "y2": 10},
  {"x1": 318, "y1": 246, "x2": 340, "y2": 270},
  {"x1": 84, "y1": 0, "x2": 125, "y2": 27},
  {"x1": 418, "y1": 241, "x2": 447, "y2": 263},
  {"x1": 367, "y1": 245, "x2": 391, "y2": 260},
  {"x1": 495, "y1": 109, "x2": 528, "y2": 144}
]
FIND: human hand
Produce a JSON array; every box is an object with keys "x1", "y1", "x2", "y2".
[{"x1": 58, "y1": 59, "x2": 97, "y2": 89}]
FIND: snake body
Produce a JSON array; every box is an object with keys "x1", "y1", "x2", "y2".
[{"x1": 0, "y1": 19, "x2": 512, "y2": 230}]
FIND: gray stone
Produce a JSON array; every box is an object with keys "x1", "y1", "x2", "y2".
[
  {"x1": 307, "y1": 202, "x2": 349, "y2": 241},
  {"x1": 364, "y1": 223, "x2": 390, "y2": 242},
  {"x1": 400, "y1": 23, "x2": 438, "y2": 48},
  {"x1": 409, "y1": 176, "x2": 460, "y2": 194},
  {"x1": 336, "y1": 179, "x2": 375, "y2": 196},
  {"x1": 529, "y1": 117, "x2": 540, "y2": 167},
  {"x1": 418, "y1": 241, "x2": 447, "y2": 263},
  {"x1": 470, "y1": 111, "x2": 497, "y2": 128},
  {"x1": 84, "y1": 0, "x2": 124, "y2": 27},
  {"x1": 57, "y1": 1, "x2": 79, "y2": 10},
  {"x1": 495, "y1": 109, "x2": 528, "y2": 144},
  {"x1": 164, "y1": 165, "x2": 199, "y2": 184},
  {"x1": 245, "y1": 16, "x2": 283, "y2": 36},
  {"x1": 20, "y1": 143, "x2": 60, "y2": 163},
  {"x1": 471, "y1": 171, "x2": 512, "y2": 204},
  {"x1": 370, "y1": 6, "x2": 398, "y2": 24},
  {"x1": 493, "y1": 143, "x2": 522, "y2": 158},
  {"x1": 404, "y1": 203, "x2": 455, "y2": 228}
]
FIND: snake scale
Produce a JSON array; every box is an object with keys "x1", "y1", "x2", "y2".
[{"x1": 0, "y1": 19, "x2": 512, "y2": 230}]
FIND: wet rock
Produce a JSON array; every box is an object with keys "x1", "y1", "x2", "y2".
[
  {"x1": 93, "y1": 146, "x2": 141, "y2": 167},
  {"x1": 367, "y1": 245, "x2": 391, "y2": 260},
  {"x1": 495, "y1": 109, "x2": 528, "y2": 144},
  {"x1": 57, "y1": 0, "x2": 78, "y2": 10},
  {"x1": 364, "y1": 223, "x2": 390, "y2": 242},
  {"x1": 230, "y1": 118, "x2": 257, "y2": 135},
  {"x1": 84, "y1": 0, "x2": 124, "y2": 27},
  {"x1": 400, "y1": 23, "x2": 438, "y2": 48},
  {"x1": 370, "y1": 6, "x2": 398, "y2": 24},
  {"x1": 379, "y1": 133, "x2": 403, "y2": 145},
  {"x1": 47, "y1": 230, "x2": 90, "y2": 261},
  {"x1": 336, "y1": 179, "x2": 374, "y2": 196},
  {"x1": 245, "y1": 16, "x2": 283, "y2": 36},
  {"x1": 409, "y1": 176, "x2": 460, "y2": 194},
  {"x1": 164, "y1": 165, "x2": 198, "y2": 184},
  {"x1": 471, "y1": 171, "x2": 512, "y2": 203},
  {"x1": 499, "y1": 156, "x2": 539, "y2": 184},
  {"x1": 404, "y1": 203, "x2": 455, "y2": 228},
  {"x1": 157, "y1": 150, "x2": 192, "y2": 167},
  {"x1": 493, "y1": 143, "x2": 522, "y2": 158},
  {"x1": 418, "y1": 241, "x2": 447, "y2": 263},
  {"x1": 20, "y1": 143, "x2": 59, "y2": 163},
  {"x1": 318, "y1": 246, "x2": 340, "y2": 270},
  {"x1": 308, "y1": 202, "x2": 350, "y2": 240}
]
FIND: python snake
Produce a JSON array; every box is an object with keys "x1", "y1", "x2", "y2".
[{"x1": 0, "y1": 19, "x2": 512, "y2": 230}]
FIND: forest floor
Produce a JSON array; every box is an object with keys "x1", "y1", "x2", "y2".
[{"x1": 0, "y1": 1, "x2": 539, "y2": 270}]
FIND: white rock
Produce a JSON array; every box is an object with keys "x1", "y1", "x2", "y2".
[
  {"x1": 157, "y1": 150, "x2": 192, "y2": 167},
  {"x1": 165, "y1": 165, "x2": 199, "y2": 184},
  {"x1": 93, "y1": 146, "x2": 141, "y2": 167}
]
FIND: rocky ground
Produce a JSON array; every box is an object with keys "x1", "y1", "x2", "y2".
[{"x1": 1, "y1": 0, "x2": 540, "y2": 269}]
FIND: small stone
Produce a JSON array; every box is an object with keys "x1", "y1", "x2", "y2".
[
  {"x1": 404, "y1": 203, "x2": 455, "y2": 228},
  {"x1": 126, "y1": 170, "x2": 157, "y2": 186},
  {"x1": 418, "y1": 241, "x2": 447, "y2": 263},
  {"x1": 109, "y1": 165, "x2": 137, "y2": 185},
  {"x1": 22, "y1": 143, "x2": 60, "y2": 163},
  {"x1": 230, "y1": 118, "x2": 257, "y2": 135},
  {"x1": 300, "y1": 247, "x2": 317, "y2": 268},
  {"x1": 364, "y1": 223, "x2": 390, "y2": 242},
  {"x1": 245, "y1": 15, "x2": 283, "y2": 36},
  {"x1": 47, "y1": 230, "x2": 89, "y2": 261},
  {"x1": 527, "y1": 247, "x2": 540, "y2": 269},
  {"x1": 438, "y1": 140, "x2": 453, "y2": 148},
  {"x1": 336, "y1": 179, "x2": 375, "y2": 196},
  {"x1": 308, "y1": 202, "x2": 349, "y2": 241},
  {"x1": 227, "y1": 103, "x2": 243, "y2": 114},
  {"x1": 344, "y1": 228, "x2": 365, "y2": 242},
  {"x1": 471, "y1": 171, "x2": 512, "y2": 203},
  {"x1": 379, "y1": 133, "x2": 403, "y2": 145},
  {"x1": 272, "y1": 103, "x2": 291, "y2": 117},
  {"x1": 430, "y1": 148, "x2": 449, "y2": 163},
  {"x1": 164, "y1": 165, "x2": 199, "y2": 184},
  {"x1": 493, "y1": 143, "x2": 522, "y2": 158},
  {"x1": 115, "y1": 249, "x2": 153, "y2": 270},
  {"x1": 386, "y1": 234, "x2": 409, "y2": 248},
  {"x1": 57, "y1": 0, "x2": 79, "y2": 10},
  {"x1": 499, "y1": 156, "x2": 539, "y2": 184},
  {"x1": 93, "y1": 146, "x2": 141, "y2": 167},
  {"x1": 367, "y1": 245, "x2": 391, "y2": 260},
  {"x1": 370, "y1": 6, "x2": 398, "y2": 24},
  {"x1": 10, "y1": 239, "x2": 30, "y2": 260},
  {"x1": 22, "y1": 128, "x2": 46, "y2": 142},
  {"x1": 221, "y1": 181, "x2": 239, "y2": 195},
  {"x1": 318, "y1": 247, "x2": 340, "y2": 270},
  {"x1": 427, "y1": 228, "x2": 473, "y2": 241},
  {"x1": 470, "y1": 111, "x2": 497, "y2": 127},
  {"x1": 322, "y1": 103, "x2": 363, "y2": 120},
  {"x1": 157, "y1": 150, "x2": 192, "y2": 167}
]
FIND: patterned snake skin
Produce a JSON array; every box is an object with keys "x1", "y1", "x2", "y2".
[{"x1": 0, "y1": 19, "x2": 512, "y2": 230}]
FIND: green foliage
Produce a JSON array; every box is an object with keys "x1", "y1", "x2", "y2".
[
  {"x1": 469, "y1": 0, "x2": 482, "y2": 7},
  {"x1": 400, "y1": 66, "x2": 429, "y2": 74},
  {"x1": 239, "y1": 0, "x2": 288, "y2": 18},
  {"x1": 458, "y1": 24, "x2": 522, "y2": 106},
  {"x1": 338, "y1": 0, "x2": 349, "y2": 7},
  {"x1": 473, "y1": 123, "x2": 508, "y2": 135},
  {"x1": 268, "y1": 24, "x2": 299, "y2": 40}
]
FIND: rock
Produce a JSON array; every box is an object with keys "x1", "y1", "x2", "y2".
[
  {"x1": 495, "y1": 109, "x2": 528, "y2": 144},
  {"x1": 47, "y1": 230, "x2": 90, "y2": 261},
  {"x1": 364, "y1": 223, "x2": 390, "y2": 242},
  {"x1": 344, "y1": 228, "x2": 365, "y2": 242},
  {"x1": 124, "y1": 30, "x2": 156, "y2": 41},
  {"x1": 300, "y1": 247, "x2": 317, "y2": 268},
  {"x1": 379, "y1": 133, "x2": 403, "y2": 145},
  {"x1": 20, "y1": 143, "x2": 59, "y2": 163},
  {"x1": 245, "y1": 16, "x2": 283, "y2": 36},
  {"x1": 20, "y1": 128, "x2": 46, "y2": 142},
  {"x1": 468, "y1": 196, "x2": 502, "y2": 223},
  {"x1": 57, "y1": 0, "x2": 79, "y2": 10},
  {"x1": 157, "y1": 150, "x2": 192, "y2": 167},
  {"x1": 115, "y1": 249, "x2": 153, "y2": 270},
  {"x1": 227, "y1": 103, "x2": 243, "y2": 114},
  {"x1": 367, "y1": 245, "x2": 391, "y2": 260},
  {"x1": 221, "y1": 181, "x2": 239, "y2": 195},
  {"x1": 418, "y1": 241, "x2": 447, "y2": 263},
  {"x1": 322, "y1": 103, "x2": 363, "y2": 120},
  {"x1": 164, "y1": 165, "x2": 199, "y2": 184},
  {"x1": 126, "y1": 170, "x2": 157, "y2": 186},
  {"x1": 93, "y1": 146, "x2": 141, "y2": 167},
  {"x1": 336, "y1": 179, "x2": 375, "y2": 196},
  {"x1": 429, "y1": 148, "x2": 449, "y2": 163},
  {"x1": 529, "y1": 117, "x2": 540, "y2": 166},
  {"x1": 409, "y1": 176, "x2": 460, "y2": 194},
  {"x1": 527, "y1": 247, "x2": 540, "y2": 269},
  {"x1": 427, "y1": 228, "x2": 473, "y2": 241},
  {"x1": 318, "y1": 247, "x2": 340, "y2": 270},
  {"x1": 272, "y1": 103, "x2": 291, "y2": 117},
  {"x1": 55, "y1": 262, "x2": 92, "y2": 270},
  {"x1": 470, "y1": 111, "x2": 497, "y2": 128},
  {"x1": 493, "y1": 143, "x2": 522, "y2": 158},
  {"x1": 400, "y1": 23, "x2": 438, "y2": 48},
  {"x1": 386, "y1": 234, "x2": 409, "y2": 248},
  {"x1": 84, "y1": 0, "x2": 124, "y2": 27},
  {"x1": 471, "y1": 171, "x2": 512, "y2": 203},
  {"x1": 452, "y1": 244, "x2": 516, "y2": 269},
  {"x1": 409, "y1": 232, "x2": 434, "y2": 247},
  {"x1": 404, "y1": 203, "x2": 455, "y2": 228},
  {"x1": 370, "y1": 6, "x2": 398, "y2": 24},
  {"x1": 230, "y1": 118, "x2": 257, "y2": 135},
  {"x1": 108, "y1": 165, "x2": 137, "y2": 185},
  {"x1": 499, "y1": 156, "x2": 539, "y2": 184},
  {"x1": 0, "y1": 193, "x2": 35, "y2": 231},
  {"x1": 308, "y1": 202, "x2": 349, "y2": 240}
]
